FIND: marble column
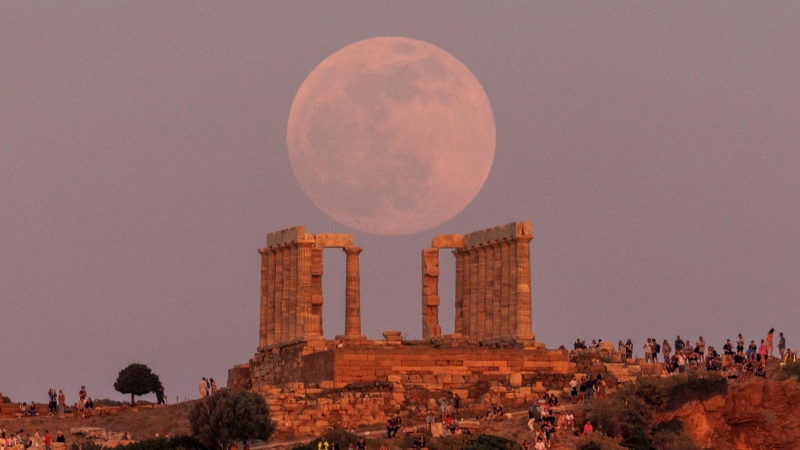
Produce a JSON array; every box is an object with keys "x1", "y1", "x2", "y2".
[
  {"x1": 267, "y1": 247, "x2": 277, "y2": 345},
  {"x1": 259, "y1": 249, "x2": 268, "y2": 348},
  {"x1": 297, "y1": 240, "x2": 313, "y2": 338},
  {"x1": 499, "y1": 239, "x2": 510, "y2": 336},
  {"x1": 421, "y1": 248, "x2": 440, "y2": 339},
  {"x1": 468, "y1": 248, "x2": 478, "y2": 341},
  {"x1": 483, "y1": 243, "x2": 494, "y2": 339},
  {"x1": 492, "y1": 240, "x2": 502, "y2": 338},
  {"x1": 453, "y1": 250, "x2": 465, "y2": 335},
  {"x1": 288, "y1": 242, "x2": 298, "y2": 340},
  {"x1": 309, "y1": 247, "x2": 324, "y2": 337},
  {"x1": 344, "y1": 247, "x2": 364, "y2": 337},
  {"x1": 274, "y1": 246, "x2": 285, "y2": 343},
  {"x1": 281, "y1": 244, "x2": 291, "y2": 341},
  {"x1": 515, "y1": 235, "x2": 533, "y2": 336},
  {"x1": 508, "y1": 239, "x2": 518, "y2": 336},
  {"x1": 476, "y1": 246, "x2": 486, "y2": 341}
]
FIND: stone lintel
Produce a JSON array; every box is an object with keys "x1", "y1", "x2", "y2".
[
  {"x1": 431, "y1": 234, "x2": 465, "y2": 249},
  {"x1": 267, "y1": 226, "x2": 306, "y2": 247},
  {"x1": 463, "y1": 222, "x2": 533, "y2": 248},
  {"x1": 314, "y1": 233, "x2": 354, "y2": 248}
]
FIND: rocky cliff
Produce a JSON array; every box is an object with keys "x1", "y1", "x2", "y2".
[{"x1": 660, "y1": 377, "x2": 800, "y2": 449}]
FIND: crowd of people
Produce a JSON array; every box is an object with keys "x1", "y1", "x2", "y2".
[
  {"x1": 0, "y1": 427, "x2": 65, "y2": 450},
  {"x1": 523, "y1": 392, "x2": 577, "y2": 449}
]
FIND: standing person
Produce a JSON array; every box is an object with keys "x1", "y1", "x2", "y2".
[
  {"x1": 625, "y1": 339, "x2": 633, "y2": 360},
  {"x1": 662, "y1": 339, "x2": 672, "y2": 362},
  {"x1": 736, "y1": 334, "x2": 745, "y2": 354},
  {"x1": 210, "y1": 379, "x2": 218, "y2": 394},
  {"x1": 698, "y1": 337, "x2": 706, "y2": 362},
  {"x1": 453, "y1": 393, "x2": 461, "y2": 419},
  {"x1": 759, "y1": 339, "x2": 767, "y2": 361},
  {"x1": 767, "y1": 329, "x2": 775, "y2": 358},
  {"x1": 652, "y1": 339, "x2": 660, "y2": 363},
  {"x1": 618, "y1": 340, "x2": 625, "y2": 355},
  {"x1": 57, "y1": 391, "x2": 65, "y2": 414},
  {"x1": 156, "y1": 387, "x2": 165, "y2": 407},
  {"x1": 643, "y1": 339, "x2": 652, "y2": 363},
  {"x1": 44, "y1": 431, "x2": 51, "y2": 450},
  {"x1": 199, "y1": 378, "x2": 208, "y2": 398},
  {"x1": 47, "y1": 389, "x2": 57, "y2": 415},
  {"x1": 79, "y1": 386, "x2": 87, "y2": 403},
  {"x1": 779, "y1": 332, "x2": 787, "y2": 359},
  {"x1": 439, "y1": 397, "x2": 448, "y2": 421},
  {"x1": 674, "y1": 335, "x2": 684, "y2": 353}
]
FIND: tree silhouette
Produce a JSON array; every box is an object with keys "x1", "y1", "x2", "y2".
[
  {"x1": 190, "y1": 390, "x2": 275, "y2": 450},
  {"x1": 113, "y1": 363, "x2": 163, "y2": 406}
]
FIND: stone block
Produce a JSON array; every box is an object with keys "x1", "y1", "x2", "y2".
[
  {"x1": 509, "y1": 373, "x2": 522, "y2": 387},
  {"x1": 432, "y1": 234, "x2": 465, "y2": 249}
]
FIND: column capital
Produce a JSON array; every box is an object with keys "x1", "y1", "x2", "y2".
[
  {"x1": 344, "y1": 246, "x2": 363, "y2": 255},
  {"x1": 515, "y1": 235, "x2": 533, "y2": 244}
]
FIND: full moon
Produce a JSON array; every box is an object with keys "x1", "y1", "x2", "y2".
[{"x1": 287, "y1": 37, "x2": 495, "y2": 235}]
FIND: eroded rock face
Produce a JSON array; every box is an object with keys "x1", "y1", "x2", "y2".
[{"x1": 661, "y1": 378, "x2": 800, "y2": 449}]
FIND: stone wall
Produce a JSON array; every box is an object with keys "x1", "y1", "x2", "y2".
[{"x1": 243, "y1": 340, "x2": 573, "y2": 389}]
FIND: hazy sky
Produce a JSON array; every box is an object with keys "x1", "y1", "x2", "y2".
[{"x1": 2, "y1": 2, "x2": 799, "y2": 404}]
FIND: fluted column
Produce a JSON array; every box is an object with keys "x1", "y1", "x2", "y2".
[
  {"x1": 281, "y1": 244, "x2": 291, "y2": 341},
  {"x1": 273, "y1": 246, "x2": 285, "y2": 343},
  {"x1": 476, "y1": 246, "x2": 486, "y2": 341},
  {"x1": 515, "y1": 235, "x2": 533, "y2": 336},
  {"x1": 508, "y1": 239, "x2": 518, "y2": 335},
  {"x1": 344, "y1": 247, "x2": 364, "y2": 337},
  {"x1": 421, "y1": 248, "x2": 440, "y2": 339},
  {"x1": 453, "y1": 250, "x2": 465, "y2": 335},
  {"x1": 492, "y1": 240, "x2": 502, "y2": 338},
  {"x1": 288, "y1": 242, "x2": 298, "y2": 339},
  {"x1": 267, "y1": 247, "x2": 277, "y2": 344},
  {"x1": 468, "y1": 248, "x2": 478, "y2": 341},
  {"x1": 499, "y1": 239, "x2": 510, "y2": 336},
  {"x1": 309, "y1": 248, "x2": 324, "y2": 337},
  {"x1": 297, "y1": 240, "x2": 313, "y2": 338},
  {"x1": 484, "y1": 243, "x2": 494, "y2": 339},
  {"x1": 259, "y1": 249, "x2": 268, "y2": 348}
]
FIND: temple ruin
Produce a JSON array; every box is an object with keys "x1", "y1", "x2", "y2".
[
  {"x1": 257, "y1": 227, "x2": 364, "y2": 348},
  {"x1": 422, "y1": 222, "x2": 534, "y2": 341},
  {"x1": 228, "y1": 222, "x2": 574, "y2": 436}
]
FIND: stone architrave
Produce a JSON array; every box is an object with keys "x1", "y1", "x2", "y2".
[
  {"x1": 259, "y1": 249, "x2": 268, "y2": 348},
  {"x1": 515, "y1": 235, "x2": 533, "y2": 336},
  {"x1": 453, "y1": 250, "x2": 464, "y2": 335},
  {"x1": 344, "y1": 246, "x2": 364, "y2": 337}
]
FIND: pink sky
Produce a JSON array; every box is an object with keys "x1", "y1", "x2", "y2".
[{"x1": 1, "y1": 2, "x2": 799, "y2": 403}]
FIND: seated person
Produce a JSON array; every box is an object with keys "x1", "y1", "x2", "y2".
[
  {"x1": 755, "y1": 364, "x2": 766, "y2": 378},
  {"x1": 726, "y1": 366, "x2": 739, "y2": 381},
  {"x1": 733, "y1": 351, "x2": 746, "y2": 365}
]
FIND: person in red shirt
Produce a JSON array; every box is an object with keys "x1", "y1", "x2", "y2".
[
  {"x1": 44, "y1": 430, "x2": 51, "y2": 450},
  {"x1": 583, "y1": 421, "x2": 593, "y2": 434}
]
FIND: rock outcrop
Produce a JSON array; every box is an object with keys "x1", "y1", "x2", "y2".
[{"x1": 660, "y1": 377, "x2": 800, "y2": 449}]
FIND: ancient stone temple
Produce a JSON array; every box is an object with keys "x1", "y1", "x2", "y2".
[
  {"x1": 421, "y1": 222, "x2": 534, "y2": 342},
  {"x1": 257, "y1": 226, "x2": 364, "y2": 349},
  {"x1": 228, "y1": 222, "x2": 573, "y2": 437}
]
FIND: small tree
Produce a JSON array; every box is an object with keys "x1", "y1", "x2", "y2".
[
  {"x1": 189, "y1": 390, "x2": 275, "y2": 450},
  {"x1": 113, "y1": 363, "x2": 163, "y2": 406}
]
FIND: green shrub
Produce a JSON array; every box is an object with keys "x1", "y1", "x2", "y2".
[
  {"x1": 619, "y1": 426, "x2": 654, "y2": 450},
  {"x1": 652, "y1": 418, "x2": 683, "y2": 435},
  {"x1": 586, "y1": 388, "x2": 654, "y2": 438},
  {"x1": 780, "y1": 361, "x2": 800, "y2": 380},
  {"x1": 69, "y1": 442, "x2": 105, "y2": 450},
  {"x1": 634, "y1": 374, "x2": 727, "y2": 412},
  {"x1": 2, "y1": 396, "x2": 11, "y2": 403},
  {"x1": 427, "y1": 434, "x2": 520, "y2": 450},
  {"x1": 575, "y1": 433, "x2": 626, "y2": 450},
  {"x1": 93, "y1": 398, "x2": 126, "y2": 407},
  {"x1": 189, "y1": 390, "x2": 275, "y2": 450},
  {"x1": 650, "y1": 431, "x2": 700, "y2": 450}
]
